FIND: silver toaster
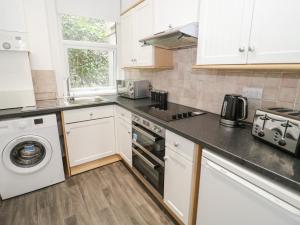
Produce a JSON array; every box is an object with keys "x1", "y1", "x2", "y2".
[
  {"x1": 116, "y1": 80, "x2": 151, "y2": 99},
  {"x1": 252, "y1": 108, "x2": 300, "y2": 157}
]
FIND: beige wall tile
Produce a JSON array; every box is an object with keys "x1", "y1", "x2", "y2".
[
  {"x1": 261, "y1": 100, "x2": 276, "y2": 108},
  {"x1": 281, "y1": 73, "x2": 300, "y2": 88},
  {"x1": 124, "y1": 48, "x2": 300, "y2": 122},
  {"x1": 262, "y1": 87, "x2": 279, "y2": 100},
  {"x1": 279, "y1": 87, "x2": 297, "y2": 103},
  {"x1": 31, "y1": 70, "x2": 57, "y2": 100}
]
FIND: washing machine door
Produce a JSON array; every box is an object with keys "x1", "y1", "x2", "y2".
[{"x1": 2, "y1": 135, "x2": 53, "y2": 174}]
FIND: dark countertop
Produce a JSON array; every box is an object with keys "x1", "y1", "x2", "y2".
[{"x1": 1, "y1": 95, "x2": 300, "y2": 193}]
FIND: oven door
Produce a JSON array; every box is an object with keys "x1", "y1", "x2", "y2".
[
  {"x1": 132, "y1": 123, "x2": 165, "y2": 164},
  {"x1": 132, "y1": 146, "x2": 164, "y2": 196}
]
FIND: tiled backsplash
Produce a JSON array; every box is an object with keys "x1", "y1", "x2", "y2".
[
  {"x1": 124, "y1": 48, "x2": 300, "y2": 122},
  {"x1": 31, "y1": 70, "x2": 58, "y2": 101}
]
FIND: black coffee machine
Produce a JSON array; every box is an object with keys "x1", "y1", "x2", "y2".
[{"x1": 220, "y1": 94, "x2": 248, "y2": 127}]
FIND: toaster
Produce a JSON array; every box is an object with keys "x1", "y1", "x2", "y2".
[{"x1": 252, "y1": 108, "x2": 300, "y2": 157}]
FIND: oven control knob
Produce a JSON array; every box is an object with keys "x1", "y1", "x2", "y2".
[
  {"x1": 258, "y1": 131, "x2": 265, "y2": 137},
  {"x1": 278, "y1": 139, "x2": 287, "y2": 146},
  {"x1": 154, "y1": 126, "x2": 161, "y2": 133}
]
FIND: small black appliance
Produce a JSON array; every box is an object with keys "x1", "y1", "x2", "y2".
[{"x1": 220, "y1": 94, "x2": 248, "y2": 127}]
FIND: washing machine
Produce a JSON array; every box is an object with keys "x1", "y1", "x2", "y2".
[{"x1": 0, "y1": 114, "x2": 65, "y2": 200}]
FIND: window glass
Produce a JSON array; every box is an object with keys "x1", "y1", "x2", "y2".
[
  {"x1": 67, "y1": 48, "x2": 114, "y2": 89},
  {"x1": 61, "y1": 15, "x2": 116, "y2": 44},
  {"x1": 60, "y1": 14, "x2": 117, "y2": 92}
]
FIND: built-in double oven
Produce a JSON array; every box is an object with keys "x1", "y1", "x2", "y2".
[{"x1": 131, "y1": 114, "x2": 165, "y2": 196}]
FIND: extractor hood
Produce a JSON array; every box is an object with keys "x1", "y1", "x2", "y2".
[{"x1": 139, "y1": 22, "x2": 198, "y2": 50}]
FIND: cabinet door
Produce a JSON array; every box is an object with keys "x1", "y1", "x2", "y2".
[
  {"x1": 164, "y1": 147, "x2": 193, "y2": 225},
  {"x1": 197, "y1": 0, "x2": 254, "y2": 65},
  {"x1": 247, "y1": 0, "x2": 300, "y2": 64},
  {"x1": 153, "y1": 0, "x2": 199, "y2": 34},
  {"x1": 66, "y1": 117, "x2": 116, "y2": 167},
  {"x1": 116, "y1": 117, "x2": 132, "y2": 166},
  {"x1": 0, "y1": 0, "x2": 26, "y2": 32},
  {"x1": 120, "y1": 12, "x2": 134, "y2": 67},
  {"x1": 133, "y1": 0, "x2": 154, "y2": 66}
]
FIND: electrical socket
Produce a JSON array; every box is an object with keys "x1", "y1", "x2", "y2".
[{"x1": 242, "y1": 87, "x2": 263, "y2": 99}]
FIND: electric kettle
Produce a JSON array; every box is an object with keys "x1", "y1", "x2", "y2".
[{"x1": 220, "y1": 94, "x2": 248, "y2": 127}]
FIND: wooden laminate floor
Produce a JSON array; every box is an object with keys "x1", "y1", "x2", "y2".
[{"x1": 0, "y1": 162, "x2": 175, "y2": 225}]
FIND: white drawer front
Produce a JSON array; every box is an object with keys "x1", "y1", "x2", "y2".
[
  {"x1": 63, "y1": 105, "x2": 114, "y2": 124},
  {"x1": 115, "y1": 105, "x2": 132, "y2": 123},
  {"x1": 166, "y1": 130, "x2": 195, "y2": 162}
]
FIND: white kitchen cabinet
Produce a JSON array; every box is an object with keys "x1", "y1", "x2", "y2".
[
  {"x1": 164, "y1": 147, "x2": 193, "y2": 225},
  {"x1": 247, "y1": 0, "x2": 300, "y2": 64},
  {"x1": 133, "y1": 0, "x2": 154, "y2": 66},
  {"x1": 65, "y1": 117, "x2": 116, "y2": 167},
  {"x1": 121, "y1": 0, "x2": 153, "y2": 67},
  {"x1": 197, "y1": 0, "x2": 253, "y2": 65},
  {"x1": 120, "y1": 0, "x2": 172, "y2": 68},
  {"x1": 115, "y1": 117, "x2": 132, "y2": 166},
  {"x1": 153, "y1": 0, "x2": 199, "y2": 34},
  {"x1": 197, "y1": 0, "x2": 300, "y2": 65},
  {"x1": 0, "y1": 0, "x2": 26, "y2": 32},
  {"x1": 63, "y1": 106, "x2": 116, "y2": 167},
  {"x1": 120, "y1": 10, "x2": 135, "y2": 67}
]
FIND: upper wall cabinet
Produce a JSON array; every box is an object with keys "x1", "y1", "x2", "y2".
[
  {"x1": 153, "y1": 0, "x2": 199, "y2": 34},
  {"x1": 197, "y1": 0, "x2": 300, "y2": 65},
  {"x1": 120, "y1": 0, "x2": 172, "y2": 69},
  {"x1": 0, "y1": 0, "x2": 26, "y2": 32},
  {"x1": 197, "y1": 0, "x2": 253, "y2": 65},
  {"x1": 247, "y1": 0, "x2": 300, "y2": 64}
]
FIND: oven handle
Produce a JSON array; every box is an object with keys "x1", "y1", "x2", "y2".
[
  {"x1": 132, "y1": 148, "x2": 159, "y2": 169},
  {"x1": 132, "y1": 124, "x2": 158, "y2": 142}
]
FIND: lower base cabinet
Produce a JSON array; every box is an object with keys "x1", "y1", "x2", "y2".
[
  {"x1": 65, "y1": 117, "x2": 116, "y2": 167},
  {"x1": 115, "y1": 117, "x2": 132, "y2": 166},
  {"x1": 164, "y1": 146, "x2": 193, "y2": 225}
]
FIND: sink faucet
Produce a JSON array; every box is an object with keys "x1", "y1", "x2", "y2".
[{"x1": 66, "y1": 75, "x2": 81, "y2": 101}]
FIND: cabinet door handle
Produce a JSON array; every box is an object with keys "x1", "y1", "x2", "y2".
[
  {"x1": 163, "y1": 156, "x2": 169, "y2": 161},
  {"x1": 66, "y1": 131, "x2": 71, "y2": 135},
  {"x1": 174, "y1": 142, "x2": 179, "y2": 147},
  {"x1": 89, "y1": 112, "x2": 94, "y2": 116},
  {"x1": 248, "y1": 46, "x2": 255, "y2": 52},
  {"x1": 238, "y1": 47, "x2": 245, "y2": 53}
]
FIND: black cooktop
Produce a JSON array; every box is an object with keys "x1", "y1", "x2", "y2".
[{"x1": 137, "y1": 102, "x2": 206, "y2": 122}]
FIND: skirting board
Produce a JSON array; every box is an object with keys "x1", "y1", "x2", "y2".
[{"x1": 70, "y1": 154, "x2": 122, "y2": 176}]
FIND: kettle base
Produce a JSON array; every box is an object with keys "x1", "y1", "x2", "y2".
[{"x1": 220, "y1": 118, "x2": 240, "y2": 128}]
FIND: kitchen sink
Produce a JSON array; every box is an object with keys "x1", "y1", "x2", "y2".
[{"x1": 65, "y1": 96, "x2": 108, "y2": 105}]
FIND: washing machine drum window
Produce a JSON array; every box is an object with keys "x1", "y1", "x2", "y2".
[
  {"x1": 10, "y1": 141, "x2": 46, "y2": 168},
  {"x1": 3, "y1": 135, "x2": 53, "y2": 174}
]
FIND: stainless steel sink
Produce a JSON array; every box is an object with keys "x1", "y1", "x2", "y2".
[{"x1": 65, "y1": 96, "x2": 108, "y2": 105}]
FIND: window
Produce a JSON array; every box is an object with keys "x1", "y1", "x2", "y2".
[{"x1": 61, "y1": 15, "x2": 117, "y2": 94}]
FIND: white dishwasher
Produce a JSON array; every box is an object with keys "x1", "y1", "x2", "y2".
[{"x1": 196, "y1": 149, "x2": 300, "y2": 225}]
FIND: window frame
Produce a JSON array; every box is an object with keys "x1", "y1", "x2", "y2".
[{"x1": 59, "y1": 15, "x2": 118, "y2": 95}]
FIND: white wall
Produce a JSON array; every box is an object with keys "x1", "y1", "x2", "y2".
[
  {"x1": 23, "y1": 0, "x2": 53, "y2": 70},
  {"x1": 56, "y1": 0, "x2": 120, "y2": 22},
  {"x1": 121, "y1": 0, "x2": 137, "y2": 12}
]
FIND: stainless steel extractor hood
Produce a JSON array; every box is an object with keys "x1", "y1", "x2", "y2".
[{"x1": 139, "y1": 22, "x2": 198, "y2": 50}]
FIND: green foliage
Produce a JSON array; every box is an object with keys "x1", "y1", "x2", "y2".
[
  {"x1": 62, "y1": 14, "x2": 110, "y2": 42},
  {"x1": 67, "y1": 49, "x2": 110, "y2": 88},
  {"x1": 62, "y1": 15, "x2": 115, "y2": 89}
]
